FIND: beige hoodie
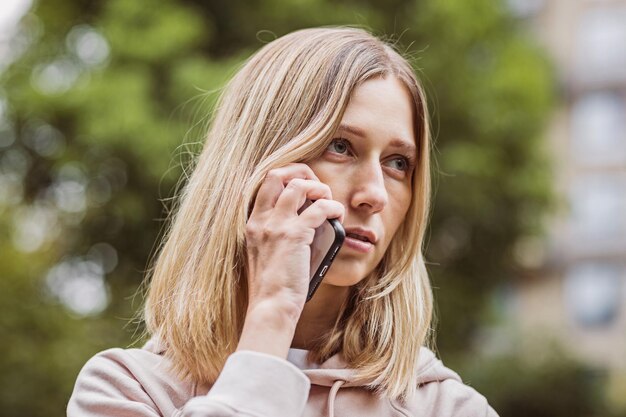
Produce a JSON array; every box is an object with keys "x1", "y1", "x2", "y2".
[{"x1": 67, "y1": 338, "x2": 498, "y2": 417}]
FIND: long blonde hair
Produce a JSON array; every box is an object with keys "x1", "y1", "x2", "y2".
[{"x1": 143, "y1": 26, "x2": 433, "y2": 401}]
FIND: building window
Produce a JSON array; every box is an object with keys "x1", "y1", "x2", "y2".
[
  {"x1": 571, "y1": 91, "x2": 626, "y2": 166},
  {"x1": 506, "y1": 0, "x2": 544, "y2": 18},
  {"x1": 564, "y1": 262, "x2": 623, "y2": 327},
  {"x1": 569, "y1": 174, "x2": 626, "y2": 240},
  {"x1": 575, "y1": 6, "x2": 626, "y2": 86}
]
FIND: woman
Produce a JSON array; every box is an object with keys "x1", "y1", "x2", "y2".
[{"x1": 68, "y1": 26, "x2": 499, "y2": 417}]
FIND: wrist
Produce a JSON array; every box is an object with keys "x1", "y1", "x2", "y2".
[
  {"x1": 246, "y1": 299, "x2": 302, "y2": 330},
  {"x1": 236, "y1": 299, "x2": 301, "y2": 359}
]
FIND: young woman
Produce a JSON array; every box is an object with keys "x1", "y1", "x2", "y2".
[{"x1": 68, "y1": 26, "x2": 499, "y2": 417}]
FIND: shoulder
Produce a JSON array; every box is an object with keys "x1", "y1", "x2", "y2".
[
  {"x1": 68, "y1": 346, "x2": 194, "y2": 417},
  {"x1": 400, "y1": 348, "x2": 499, "y2": 417},
  {"x1": 73, "y1": 346, "x2": 181, "y2": 389}
]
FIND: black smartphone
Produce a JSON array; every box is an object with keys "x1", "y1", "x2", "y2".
[{"x1": 298, "y1": 200, "x2": 345, "y2": 302}]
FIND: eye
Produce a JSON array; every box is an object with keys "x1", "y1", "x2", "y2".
[
  {"x1": 326, "y1": 138, "x2": 351, "y2": 155},
  {"x1": 385, "y1": 156, "x2": 411, "y2": 172}
]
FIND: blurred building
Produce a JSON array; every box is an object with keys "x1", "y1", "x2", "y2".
[{"x1": 504, "y1": 0, "x2": 626, "y2": 406}]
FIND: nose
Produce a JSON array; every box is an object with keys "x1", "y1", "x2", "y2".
[{"x1": 350, "y1": 160, "x2": 388, "y2": 214}]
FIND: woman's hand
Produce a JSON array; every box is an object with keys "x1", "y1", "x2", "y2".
[{"x1": 244, "y1": 163, "x2": 345, "y2": 320}]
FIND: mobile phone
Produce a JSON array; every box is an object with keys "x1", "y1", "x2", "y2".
[{"x1": 298, "y1": 200, "x2": 345, "y2": 302}]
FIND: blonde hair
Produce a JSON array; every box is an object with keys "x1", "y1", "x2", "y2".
[{"x1": 143, "y1": 26, "x2": 433, "y2": 401}]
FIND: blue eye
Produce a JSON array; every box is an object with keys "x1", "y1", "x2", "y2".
[
  {"x1": 327, "y1": 138, "x2": 350, "y2": 154},
  {"x1": 387, "y1": 157, "x2": 410, "y2": 171}
]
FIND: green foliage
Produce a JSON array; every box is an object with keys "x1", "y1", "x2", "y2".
[
  {"x1": 0, "y1": 223, "x2": 124, "y2": 416},
  {"x1": 404, "y1": 0, "x2": 557, "y2": 354},
  {"x1": 461, "y1": 347, "x2": 626, "y2": 417},
  {"x1": 0, "y1": 0, "x2": 569, "y2": 415}
]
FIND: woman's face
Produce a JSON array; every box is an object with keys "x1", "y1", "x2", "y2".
[{"x1": 307, "y1": 75, "x2": 417, "y2": 287}]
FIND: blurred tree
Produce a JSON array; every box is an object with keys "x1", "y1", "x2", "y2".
[
  {"x1": 461, "y1": 345, "x2": 626, "y2": 417},
  {"x1": 0, "y1": 0, "x2": 558, "y2": 415},
  {"x1": 404, "y1": 0, "x2": 557, "y2": 359}
]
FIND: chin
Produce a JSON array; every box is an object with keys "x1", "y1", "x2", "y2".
[{"x1": 321, "y1": 263, "x2": 368, "y2": 287}]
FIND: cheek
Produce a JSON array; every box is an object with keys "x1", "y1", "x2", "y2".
[
  {"x1": 377, "y1": 192, "x2": 411, "y2": 254},
  {"x1": 306, "y1": 161, "x2": 348, "y2": 200},
  {"x1": 387, "y1": 187, "x2": 412, "y2": 230}
]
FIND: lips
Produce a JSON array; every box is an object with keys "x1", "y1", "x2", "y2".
[
  {"x1": 344, "y1": 227, "x2": 377, "y2": 245},
  {"x1": 347, "y1": 233, "x2": 369, "y2": 242}
]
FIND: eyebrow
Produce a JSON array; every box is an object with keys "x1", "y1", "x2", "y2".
[{"x1": 337, "y1": 123, "x2": 417, "y2": 157}]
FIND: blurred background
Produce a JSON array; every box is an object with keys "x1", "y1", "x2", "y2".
[{"x1": 0, "y1": 0, "x2": 624, "y2": 416}]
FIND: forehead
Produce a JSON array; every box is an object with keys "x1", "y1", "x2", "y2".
[{"x1": 339, "y1": 76, "x2": 416, "y2": 149}]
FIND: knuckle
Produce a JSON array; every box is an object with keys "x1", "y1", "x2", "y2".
[
  {"x1": 262, "y1": 222, "x2": 293, "y2": 241},
  {"x1": 265, "y1": 169, "x2": 281, "y2": 182},
  {"x1": 245, "y1": 222, "x2": 260, "y2": 238},
  {"x1": 318, "y1": 199, "x2": 343, "y2": 215},
  {"x1": 311, "y1": 199, "x2": 326, "y2": 209},
  {"x1": 286, "y1": 178, "x2": 305, "y2": 190},
  {"x1": 292, "y1": 162, "x2": 316, "y2": 179},
  {"x1": 318, "y1": 198, "x2": 333, "y2": 208},
  {"x1": 260, "y1": 225, "x2": 275, "y2": 240}
]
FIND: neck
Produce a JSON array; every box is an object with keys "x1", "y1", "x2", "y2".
[{"x1": 291, "y1": 283, "x2": 351, "y2": 350}]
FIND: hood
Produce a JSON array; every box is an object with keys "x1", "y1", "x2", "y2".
[
  {"x1": 143, "y1": 339, "x2": 460, "y2": 417},
  {"x1": 300, "y1": 347, "x2": 462, "y2": 417},
  {"x1": 301, "y1": 346, "x2": 459, "y2": 387}
]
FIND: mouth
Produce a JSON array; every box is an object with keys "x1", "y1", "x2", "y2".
[
  {"x1": 346, "y1": 232, "x2": 372, "y2": 243},
  {"x1": 344, "y1": 227, "x2": 377, "y2": 245}
]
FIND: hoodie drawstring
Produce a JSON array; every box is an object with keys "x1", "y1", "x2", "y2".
[{"x1": 327, "y1": 380, "x2": 346, "y2": 417}]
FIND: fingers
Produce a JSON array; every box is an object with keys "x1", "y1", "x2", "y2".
[
  {"x1": 252, "y1": 163, "x2": 320, "y2": 214},
  {"x1": 273, "y1": 178, "x2": 332, "y2": 216},
  {"x1": 249, "y1": 163, "x2": 344, "y2": 231},
  {"x1": 298, "y1": 199, "x2": 345, "y2": 228}
]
